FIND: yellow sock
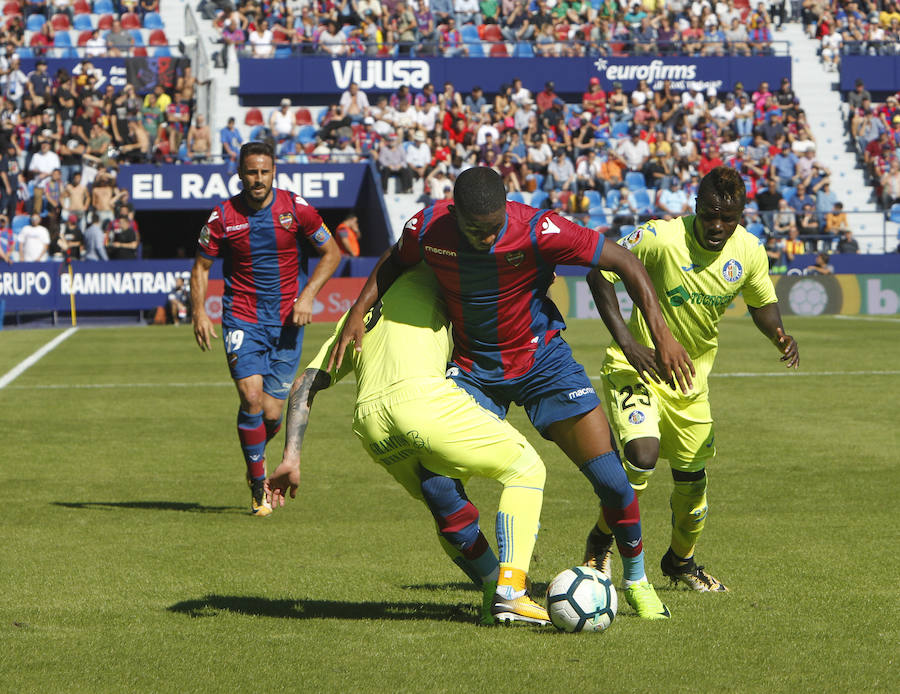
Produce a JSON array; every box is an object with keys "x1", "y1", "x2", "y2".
[
  {"x1": 495, "y1": 447, "x2": 545, "y2": 575},
  {"x1": 498, "y1": 566, "x2": 526, "y2": 592},
  {"x1": 669, "y1": 476, "x2": 708, "y2": 559}
]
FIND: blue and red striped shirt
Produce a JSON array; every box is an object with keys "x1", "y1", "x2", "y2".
[
  {"x1": 198, "y1": 188, "x2": 331, "y2": 326},
  {"x1": 396, "y1": 200, "x2": 605, "y2": 381}
]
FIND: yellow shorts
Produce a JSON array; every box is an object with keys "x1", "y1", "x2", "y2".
[
  {"x1": 352, "y1": 378, "x2": 536, "y2": 498},
  {"x1": 600, "y1": 367, "x2": 716, "y2": 472}
]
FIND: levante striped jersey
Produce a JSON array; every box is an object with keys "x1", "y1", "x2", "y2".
[
  {"x1": 396, "y1": 199, "x2": 605, "y2": 381},
  {"x1": 198, "y1": 188, "x2": 332, "y2": 325}
]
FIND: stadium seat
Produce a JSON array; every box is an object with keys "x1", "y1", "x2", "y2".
[
  {"x1": 531, "y1": 173, "x2": 544, "y2": 191},
  {"x1": 244, "y1": 108, "x2": 264, "y2": 126},
  {"x1": 889, "y1": 203, "x2": 900, "y2": 223},
  {"x1": 77, "y1": 30, "x2": 93, "y2": 46},
  {"x1": 53, "y1": 31, "x2": 75, "y2": 57},
  {"x1": 625, "y1": 171, "x2": 647, "y2": 191},
  {"x1": 782, "y1": 186, "x2": 797, "y2": 203},
  {"x1": 631, "y1": 190, "x2": 653, "y2": 215},
  {"x1": 606, "y1": 189, "x2": 622, "y2": 210},
  {"x1": 148, "y1": 29, "x2": 168, "y2": 46},
  {"x1": 129, "y1": 29, "x2": 144, "y2": 46},
  {"x1": 507, "y1": 191, "x2": 525, "y2": 203},
  {"x1": 488, "y1": 42, "x2": 509, "y2": 57},
  {"x1": 73, "y1": 14, "x2": 93, "y2": 31},
  {"x1": 555, "y1": 23, "x2": 570, "y2": 40},
  {"x1": 583, "y1": 190, "x2": 603, "y2": 209},
  {"x1": 297, "y1": 125, "x2": 318, "y2": 144},
  {"x1": 588, "y1": 215, "x2": 607, "y2": 229},
  {"x1": 50, "y1": 13, "x2": 70, "y2": 31},
  {"x1": 514, "y1": 41, "x2": 534, "y2": 58},
  {"x1": 618, "y1": 225, "x2": 635, "y2": 238},
  {"x1": 12, "y1": 214, "x2": 28, "y2": 234},
  {"x1": 25, "y1": 13, "x2": 44, "y2": 32},
  {"x1": 588, "y1": 205, "x2": 607, "y2": 225},
  {"x1": 72, "y1": 0, "x2": 90, "y2": 13},
  {"x1": 120, "y1": 12, "x2": 141, "y2": 30},
  {"x1": 133, "y1": 45, "x2": 147, "y2": 56},
  {"x1": 17, "y1": 45, "x2": 34, "y2": 58},
  {"x1": 274, "y1": 44, "x2": 292, "y2": 58},
  {"x1": 530, "y1": 190, "x2": 549, "y2": 208},
  {"x1": 746, "y1": 222, "x2": 766, "y2": 239},
  {"x1": 153, "y1": 45, "x2": 171, "y2": 57},
  {"x1": 142, "y1": 11, "x2": 164, "y2": 30},
  {"x1": 249, "y1": 124, "x2": 269, "y2": 141},
  {"x1": 97, "y1": 14, "x2": 113, "y2": 30},
  {"x1": 466, "y1": 40, "x2": 484, "y2": 57},
  {"x1": 482, "y1": 24, "x2": 502, "y2": 43},
  {"x1": 2, "y1": 1, "x2": 20, "y2": 15},
  {"x1": 93, "y1": 0, "x2": 114, "y2": 13},
  {"x1": 610, "y1": 121, "x2": 629, "y2": 138},
  {"x1": 460, "y1": 24, "x2": 479, "y2": 44},
  {"x1": 294, "y1": 108, "x2": 312, "y2": 125}
]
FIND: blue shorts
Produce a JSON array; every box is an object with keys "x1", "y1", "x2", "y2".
[
  {"x1": 221, "y1": 316, "x2": 304, "y2": 400},
  {"x1": 448, "y1": 335, "x2": 601, "y2": 438}
]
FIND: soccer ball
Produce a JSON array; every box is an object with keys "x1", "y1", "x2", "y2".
[{"x1": 546, "y1": 566, "x2": 617, "y2": 633}]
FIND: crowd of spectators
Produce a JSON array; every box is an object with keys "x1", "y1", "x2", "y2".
[
  {"x1": 240, "y1": 67, "x2": 857, "y2": 264},
  {"x1": 209, "y1": 0, "x2": 787, "y2": 59},
  {"x1": 0, "y1": 44, "x2": 207, "y2": 263},
  {"x1": 806, "y1": 0, "x2": 900, "y2": 69}
]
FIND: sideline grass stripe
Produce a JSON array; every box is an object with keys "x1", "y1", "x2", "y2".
[{"x1": 0, "y1": 327, "x2": 78, "y2": 389}]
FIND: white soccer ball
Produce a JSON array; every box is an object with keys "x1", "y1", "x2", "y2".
[{"x1": 546, "y1": 566, "x2": 617, "y2": 633}]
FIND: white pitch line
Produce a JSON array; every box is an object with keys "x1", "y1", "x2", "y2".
[
  {"x1": 0, "y1": 327, "x2": 79, "y2": 389},
  {"x1": 833, "y1": 315, "x2": 900, "y2": 323},
  {"x1": 590, "y1": 370, "x2": 900, "y2": 379}
]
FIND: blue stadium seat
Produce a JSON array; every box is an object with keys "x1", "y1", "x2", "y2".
[
  {"x1": 93, "y1": 0, "x2": 114, "y2": 13},
  {"x1": 610, "y1": 121, "x2": 629, "y2": 138},
  {"x1": 514, "y1": 42, "x2": 534, "y2": 58},
  {"x1": 274, "y1": 45, "x2": 292, "y2": 58},
  {"x1": 153, "y1": 45, "x2": 171, "y2": 57},
  {"x1": 142, "y1": 12, "x2": 164, "y2": 30},
  {"x1": 746, "y1": 222, "x2": 766, "y2": 239},
  {"x1": 781, "y1": 186, "x2": 797, "y2": 203},
  {"x1": 17, "y1": 46, "x2": 34, "y2": 58},
  {"x1": 739, "y1": 135, "x2": 753, "y2": 147},
  {"x1": 12, "y1": 215, "x2": 29, "y2": 235},
  {"x1": 73, "y1": 14, "x2": 94, "y2": 31},
  {"x1": 588, "y1": 216, "x2": 607, "y2": 229},
  {"x1": 130, "y1": 29, "x2": 144, "y2": 46},
  {"x1": 466, "y1": 41, "x2": 485, "y2": 57},
  {"x1": 606, "y1": 189, "x2": 621, "y2": 210},
  {"x1": 618, "y1": 225, "x2": 635, "y2": 238},
  {"x1": 529, "y1": 190, "x2": 548, "y2": 208},
  {"x1": 889, "y1": 203, "x2": 900, "y2": 223},
  {"x1": 583, "y1": 189, "x2": 603, "y2": 209},
  {"x1": 631, "y1": 189, "x2": 653, "y2": 215},
  {"x1": 506, "y1": 191, "x2": 525, "y2": 203},
  {"x1": 625, "y1": 171, "x2": 646, "y2": 191},
  {"x1": 588, "y1": 205, "x2": 607, "y2": 225},
  {"x1": 531, "y1": 173, "x2": 543, "y2": 192},
  {"x1": 460, "y1": 24, "x2": 480, "y2": 43},
  {"x1": 26, "y1": 14, "x2": 45, "y2": 32},
  {"x1": 249, "y1": 124, "x2": 269, "y2": 141},
  {"x1": 297, "y1": 125, "x2": 318, "y2": 144}
]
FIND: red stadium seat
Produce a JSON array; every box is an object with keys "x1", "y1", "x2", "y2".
[
  {"x1": 294, "y1": 108, "x2": 312, "y2": 125},
  {"x1": 489, "y1": 42, "x2": 509, "y2": 57},
  {"x1": 73, "y1": 0, "x2": 90, "y2": 14},
  {"x1": 77, "y1": 29, "x2": 92, "y2": 46},
  {"x1": 482, "y1": 24, "x2": 502, "y2": 43},
  {"x1": 2, "y1": 1, "x2": 20, "y2": 15},
  {"x1": 148, "y1": 29, "x2": 167, "y2": 46},
  {"x1": 555, "y1": 23, "x2": 569, "y2": 41},
  {"x1": 133, "y1": 45, "x2": 147, "y2": 56},
  {"x1": 120, "y1": 12, "x2": 140, "y2": 30},
  {"x1": 244, "y1": 108, "x2": 264, "y2": 127},
  {"x1": 50, "y1": 14, "x2": 71, "y2": 31},
  {"x1": 97, "y1": 14, "x2": 113, "y2": 30},
  {"x1": 272, "y1": 27, "x2": 289, "y2": 44}
]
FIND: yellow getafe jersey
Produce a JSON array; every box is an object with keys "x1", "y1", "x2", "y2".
[
  {"x1": 307, "y1": 264, "x2": 451, "y2": 404},
  {"x1": 602, "y1": 215, "x2": 777, "y2": 397}
]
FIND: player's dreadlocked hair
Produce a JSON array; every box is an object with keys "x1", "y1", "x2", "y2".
[
  {"x1": 698, "y1": 167, "x2": 746, "y2": 208},
  {"x1": 239, "y1": 141, "x2": 275, "y2": 171},
  {"x1": 453, "y1": 167, "x2": 507, "y2": 217}
]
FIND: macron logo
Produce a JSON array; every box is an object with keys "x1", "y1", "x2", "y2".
[
  {"x1": 567, "y1": 386, "x2": 595, "y2": 400},
  {"x1": 425, "y1": 245, "x2": 457, "y2": 257}
]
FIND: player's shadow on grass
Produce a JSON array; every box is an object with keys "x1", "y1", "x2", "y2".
[
  {"x1": 53, "y1": 501, "x2": 244, "y2": 514},
  {"x1": 401, "y1": 580, "x2": 550, "y2": 597},
  {"x1": 168, "y1": 595, "x2": 475, "y2": 623}
]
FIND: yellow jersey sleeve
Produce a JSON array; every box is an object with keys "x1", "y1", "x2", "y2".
[{"x1": 739, "y1": 239, "x2": 778, "y2": 308}]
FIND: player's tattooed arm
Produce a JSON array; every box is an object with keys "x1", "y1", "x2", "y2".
[
  {"x1": 749, "y1": 303, "x2": 799, "y2": 369},
  {"x1": 266, "y1": 368, "x2": 332, "y2": 507},
  {"x1": 587, "y1": 267, "x2": 661, "y2": 385}
]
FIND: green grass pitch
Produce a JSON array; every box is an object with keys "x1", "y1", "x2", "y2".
[{"x1": 1, "y1": 316, "x2": 897, "y2": 693}]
